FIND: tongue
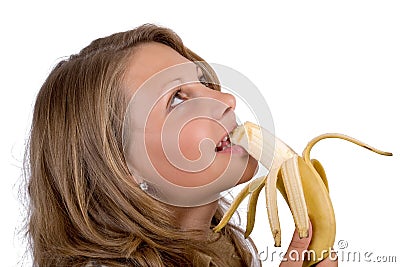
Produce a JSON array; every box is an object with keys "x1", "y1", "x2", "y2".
[
  {"x1": 220, "y1": 140, "x2": 230, "y2": 147},
  {"x1": 216, "y1": 140, "x2": 231, "y2": 151}
]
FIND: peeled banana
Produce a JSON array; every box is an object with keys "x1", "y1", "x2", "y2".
[{"x1": 214, "y1": 121, "x2": 392, "y2": 267}]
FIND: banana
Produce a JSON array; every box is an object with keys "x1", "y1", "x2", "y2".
[{"x1": 214, "y1": 121, "x2": 392, "y2": 267}]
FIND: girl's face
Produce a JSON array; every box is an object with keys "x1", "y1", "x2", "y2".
[{"x1": 123, "y1": 42, "x2": 258, "y2": 206}]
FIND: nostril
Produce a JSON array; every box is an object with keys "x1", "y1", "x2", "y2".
[
  {"x1": 208, "y1": 91, "x2": 236, "y2": 120},
  {"x1": 222, "y1": 106, "x2": 232, "y2": 117},
  {"x1": 225, "y1": 93, "x2": 236, "y2": 110}
]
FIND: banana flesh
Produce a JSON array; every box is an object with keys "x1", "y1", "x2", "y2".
[{"x1": 214, "y1": 121, "x2": 392, "y2": 267}]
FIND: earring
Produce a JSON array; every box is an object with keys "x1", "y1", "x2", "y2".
[{"x1": 139, "y1": 181, "x2": 148, "y2": 191}]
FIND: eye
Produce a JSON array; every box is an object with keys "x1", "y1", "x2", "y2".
[
  {"x1": 170, "y1": 89, "x2": 186, "y2": 109},
  {"x1": 199, "y1": 75, "x2": 209, "y2": 87},
  {"x1": 197, "y1": 67, "x2": 209, "y2": 87}
]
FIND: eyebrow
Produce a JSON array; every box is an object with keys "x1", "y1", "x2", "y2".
[
  {"x1": 162, "y1": 63, "x2": 203, "y2": 111},
  {"x1": 161, "y1": 62, "x2": 200, "y2": 88}
]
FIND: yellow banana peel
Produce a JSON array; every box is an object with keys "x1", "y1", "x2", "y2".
[{"x1": 214, "y1": 121, "x2": 392, "y2": 267}]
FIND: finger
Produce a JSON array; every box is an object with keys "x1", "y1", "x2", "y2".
[
  {"x1": 279, "y1": 222, "x2": 313, "y2": 267},
  {"x1": 315, "y1": 251, "x2": 338, "y2": 267}
]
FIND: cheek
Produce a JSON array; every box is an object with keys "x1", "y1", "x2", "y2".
[
  {"x1": 236, "y1": 156, "x2": 259, "y2": 184},
  {"x1": 144, "y1": 132, "x2": 258, "y2": 189},
  {"x1": 142, "y1": 114, "x2": 257, "y2": 189},
  {"x1": 178, "y1": 119, "x2": 221, "y2": 160}
]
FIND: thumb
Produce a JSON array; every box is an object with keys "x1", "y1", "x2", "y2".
[{"x1": 280, "y1": 222, "x2": 312, "y2": 267}]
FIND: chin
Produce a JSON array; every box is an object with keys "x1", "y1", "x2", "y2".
[{"x1": 236, "y1": 156, "x2": 259, "y2": 185}]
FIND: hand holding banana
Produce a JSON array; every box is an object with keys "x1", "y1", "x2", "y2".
[{"x1": 214, "y1": 121, "x2": 392, "y2": 267}]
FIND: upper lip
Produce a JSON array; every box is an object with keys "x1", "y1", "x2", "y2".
[
  {"x1": 216, "y1": 122, "x2": 238, "y2": 145},
  {"x1": 216, "y1": 108, "x2": 238, "y2": 147}
]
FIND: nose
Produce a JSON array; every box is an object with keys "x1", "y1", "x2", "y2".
[
  {"x1": 206, "y1": 89, "x2": 236, "y2": 120},
  {"x1": 216, "y1": 92, "x2": 236, "y2": 119},
  {"x1": 187, "y1": 84, "x2": 237, "y2": 120},
  {"x1": 220, "y1": 91, "x2": 236, "y2": 111}
]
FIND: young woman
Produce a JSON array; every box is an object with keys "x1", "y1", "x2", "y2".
[{"x1": 26, "y1": 24, "x2": 337, "y2": 266}]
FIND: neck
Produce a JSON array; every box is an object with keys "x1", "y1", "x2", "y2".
[{"x1": 171, "y1": 200, "x2": 218, "y2": 235}]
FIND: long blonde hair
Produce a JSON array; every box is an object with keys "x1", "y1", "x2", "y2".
[{"x1": 26, "y1": 24, "x2": 259, "y2": 266}]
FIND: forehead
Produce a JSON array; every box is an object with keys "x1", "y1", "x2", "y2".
[{"x1": 123, "y1": 42, "x2": 193, "y2": 94}]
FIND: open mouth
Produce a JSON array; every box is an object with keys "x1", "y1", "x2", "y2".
[{"x1": 215, "y1": 134, "x2": 232, "y2": 152}]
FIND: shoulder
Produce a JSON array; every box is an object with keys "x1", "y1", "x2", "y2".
[{"x1": 200, "y1": 232, "x2": 253, "y2": 267}]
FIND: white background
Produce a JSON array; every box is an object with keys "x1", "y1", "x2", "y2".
[{"x1": 1, "y1": 1, "x2": 399, "y2": 266}]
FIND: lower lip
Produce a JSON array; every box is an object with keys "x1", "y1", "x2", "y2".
[{"x1": 217, "y1": 145, "x2": 247, "y2": 155}]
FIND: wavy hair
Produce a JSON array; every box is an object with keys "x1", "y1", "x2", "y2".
[{"x1": 25, "y1": 24, "x2": 259, "y2": 266}]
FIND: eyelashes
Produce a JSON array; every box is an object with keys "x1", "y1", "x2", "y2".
[
  {"x1": 170, "y1": 89, "x2": 185, "y2": 109},
  {"x1": 199, "y1": 75, "x2": 207, "y2": 85},
  {"x1": 168, "y1": 72, "x2": 211, "y2": 110}
]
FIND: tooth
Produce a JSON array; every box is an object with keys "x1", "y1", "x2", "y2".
[
  {"x1": 217, "y1": 141, "x2": 222, "y2": 147},
  {"x1": 223, "y1": 135, "x2": 228, "y2": 141}
]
